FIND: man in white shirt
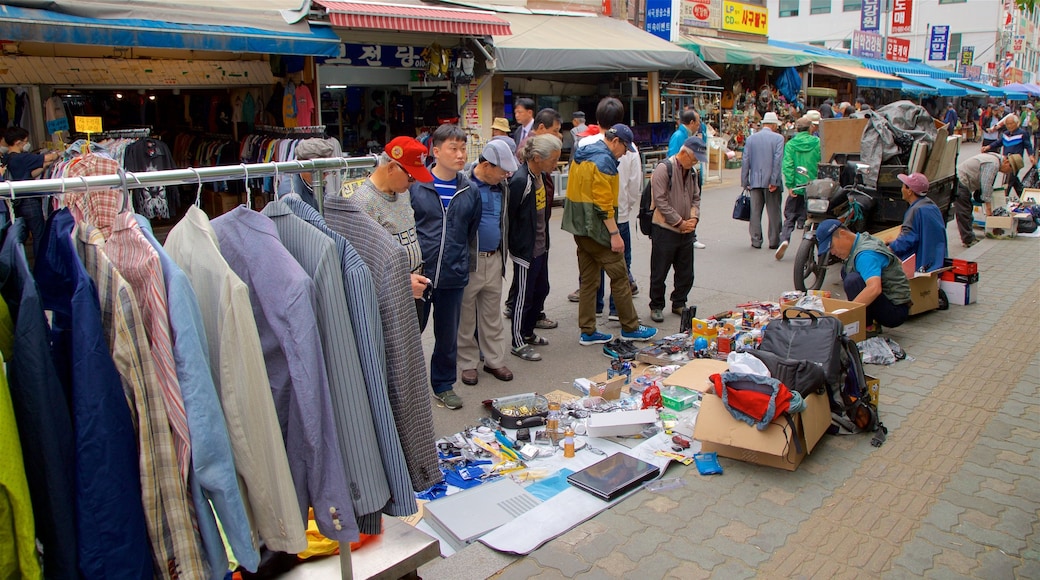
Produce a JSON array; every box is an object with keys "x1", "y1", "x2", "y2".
[{"x1": 512, "y1": 98, "x2": 536, "y2": 151}]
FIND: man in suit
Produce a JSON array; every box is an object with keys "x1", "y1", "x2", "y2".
[
  {"x1": 741, "y1": 111, "x2": 786, "y2": 250},
  {"x1": 512, "y1": 97, "x2": 536, "y2": 151}
]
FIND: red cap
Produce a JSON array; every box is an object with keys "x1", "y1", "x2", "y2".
[{"x1": 385, "y1": 136, "x2": 434, "y2": 183}]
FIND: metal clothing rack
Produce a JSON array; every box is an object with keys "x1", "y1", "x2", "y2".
[
  {"x1": 253, "y1": 124, "x2": 327, "y2": 138},
  {"x1": 1, "y1": 156, "x2": 377, "y2": 215}
]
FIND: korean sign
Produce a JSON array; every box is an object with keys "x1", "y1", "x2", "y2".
[
  {"x1": 891, "y1": 0, "x2": 912, "y2": 34},
  {"x1": 959, "y1": 47, "x2": 974, "y2": 67},
  {"x1": 851, "y1": 30, "x2": 884, "y2": 60},
  {"x1": 722, "y1": 1, "x2": 768, "y2": 36},
  {"x1": 646, "y1": 0, "x2": 673, "y2": 41},
  {"x1": 928, "y1": 25, "x2": 949, "y2": 61},
  {"x1": 885, "y1": 37, "x2": 910, "y2": 62},
  {"x1": 339, "y1": 44, "x2": 429, "y2": 69},
  {"x1": 860, "y1": 0, "x2": 880, "y2": 33},
  {"x1": 1013, "y1": 35, "x2": 1024, "y2": 51},
  {"x1": 679, "y1": 0, "x2": 721, "y2": 32}
]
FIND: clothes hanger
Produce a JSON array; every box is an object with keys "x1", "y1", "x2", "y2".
[
  {"x1": 117, "y1": 168, "x2": 131, "y2": 214},
  {"x1": 4, "y1": 181, "x2": 14, "y2": 219},
  {"x1": 240, "y1": 163, "x2": 251, "y2": 210},
  {"x1": 189, "y1": 167, "x2": 203, "y2": 207}
]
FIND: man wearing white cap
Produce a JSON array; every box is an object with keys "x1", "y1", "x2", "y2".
[{"x1": 741, "y1": 111, "x2": 786, "y2": 249}]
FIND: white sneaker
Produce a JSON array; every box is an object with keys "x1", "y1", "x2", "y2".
[
  {"x1": 693, "y1": 241, "x2": 706, "y2": 249},
  {"x1": 774, "y1": 240, "x2": 789, "y2": 260}
]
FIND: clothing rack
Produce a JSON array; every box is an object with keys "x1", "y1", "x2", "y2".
[
  {"x1": 1, "y1": 156, "x2": 377, "y2": 214},
  {"x1": 253, "y1": 124, "x2": 327, "y2": 138}
]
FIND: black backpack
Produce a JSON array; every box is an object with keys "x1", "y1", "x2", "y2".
[
  {"x1": 638, "y1": 161, "x2": 672, "y2": 236},
  {"x1": 831, "y1": 335, "x2": 887, "y2": 446}
]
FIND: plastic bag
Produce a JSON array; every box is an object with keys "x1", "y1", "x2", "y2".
[
  {"x1": 642, "y1": 384, "x2": 663, "y2": 409},
  {"x1": 794, "y1": 295, "x2": 825, "y2": 312},
  {"x1": 859, "y1": 336, "x2": 896, "y2": 365},
  {"x1": 727, "y1": 351, "x2": 771, "y2": 376}
]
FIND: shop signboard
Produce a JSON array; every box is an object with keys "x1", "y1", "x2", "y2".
[
  {"x1": 721, "y1": 0, "x2": 768, "y2": 36},
  {"x1": 891, "y1": 0, "x2": 912, "y2": 34},
  {"x1": 338, "y1": 43, "x2": 429, "y2": 69},
  {"x1": 885, "y1": 37, "x2": 910, "y2": 62},
  {"x1": 645, "y1": 0, "x2": 674, "y2": 41},
  {"x1": 679, "y1": 0, "x2": 721, "y2": 32},
  {"x1": 1013, "y1": 35, "x2": 1024, "y2": 51},
  {"x1": 928, "y1": 25, "x2": 949, "y2": 61},
  {"x1": 959, "y1": 65, "x2": 982, "y2": 81},
  {"x1": 860, "y1": 0, "x2": 880, "y2": 33},
  {"x1": 459, "y1": 79, "x2": 484, "y2": 130},
  {"x1": 960, "y1": 47, "x2": 974, "y2": 67},
  {"x1": 851, "y1": 30, "x2": 884, "y2": 59}
]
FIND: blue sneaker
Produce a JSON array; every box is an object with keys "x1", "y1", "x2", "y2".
[
  {"x1": 620, "y1": 325, "x2": 658, "y2": 342},
  {"x1": 579, "y1": 331, "x2": 613, "y2": 345}
]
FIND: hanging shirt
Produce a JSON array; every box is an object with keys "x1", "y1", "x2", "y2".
[
  {"x1": 211, "y1": 206, "x2": 357, "y2": 543},
  {"x1": 164, "y1": 206, "x2": 307, "y2": 554},
  {"x1": 34, "y1": 209, "x2": 152, "y2": 579},
  {"x1": 283, "y1": 81, "x2": 298, "y2": 128},
  {"x1": 294, "y1": 83, "x2": 315, "y2": 127},
  {"x1": 136, "y1": 216, "x2": 260, "y2": 577}
]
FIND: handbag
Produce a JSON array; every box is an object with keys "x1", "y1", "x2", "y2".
[
  {"x1": 732, "y1": 188, "x2": 751, "y2": 221},
  {"x1": 758, "y1": 308, "x2": 844, "y2": 390}
]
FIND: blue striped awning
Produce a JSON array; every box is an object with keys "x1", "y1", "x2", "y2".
[
  {"x1": 897, "y1": 74, "x2": 967, "y2": 97},
  {"x1": 860, "y1": 58, "x2": 959, "y2": 80},
  {"x1": 947, "y1": 78, "x2": 1005, "y2": 98},
  {"x1": 0, "y1": 5, "x2": 341, "y2": 56}
]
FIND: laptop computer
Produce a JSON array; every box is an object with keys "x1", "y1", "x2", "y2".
[
  {"x1": 422, "y1": 478, "x2": 542, "y2": 552},
  {"x1": 566, "y1": 452, "x2": 660, "y2": 501}
]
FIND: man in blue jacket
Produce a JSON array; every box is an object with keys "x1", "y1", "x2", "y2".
[
  {"x1": 410, "y1": 124, "x2": 481, "y2": 410},
  {"x1": 888, "y1": 172, "x2": 948, "y2": 273}
]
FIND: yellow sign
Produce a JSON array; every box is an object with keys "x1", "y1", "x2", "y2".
[
  {"x1": 722, "y1": 1, "x2": 768, "y2": 35},
  {"x1": 74, "y1": 116, "x2": 103, "y2": 134}
]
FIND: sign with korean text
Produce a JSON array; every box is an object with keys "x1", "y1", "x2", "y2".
[
  {"x1": 338, "y1": 44, "x2": 429, "y2": 69},
  {"x1": 860, "y1": 0, "x2": 880, "y2": 33},
  {"x1": 75, "y1": 116, "x2": 102, "y2": 134},
  {"x1": 1013, "y1": 35, "x2": 1024, "y2": 51},
  {"x1": 679, "y1": 0, "x2": 721, "y2": 32},
  {"x1": 645, "y1": 0, "x2": 673, "y2": 40},
  {"x1": 885, "y1": 37, "x2": 910, "y2": 62},
  {"x1": 851, "y1": 30, "x2": 884, "y2": 59},
  {"x1": 722, "y1": 1, "x2": 768, "y2": 36},
  {"x1": 891, "y1": 0, "x2": 912, "y2": 34},
  {"x1": 928, "y1": 25, "x2": 949, "y2": 61},
  {"x1": 959, "y1": 47, "x2": 974, "y2": 66},
  {"x1": 959, "y1": 65, "x2": 981, "y2": 81}
]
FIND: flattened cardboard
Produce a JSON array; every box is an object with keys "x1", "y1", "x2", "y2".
[
  {"x1": 781, "y1": 297, "x2": 867, "y2": 343},
  {"x1": 661, "y1": 359, "x2": 730, "y2": 392},
  {"x1": 695, "y1": 391, "x2": 830, "y2": 471}
]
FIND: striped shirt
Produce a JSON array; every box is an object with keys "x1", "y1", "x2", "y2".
[{"x1": 434, "y1": 175, "x2": 457, "y2": 209}]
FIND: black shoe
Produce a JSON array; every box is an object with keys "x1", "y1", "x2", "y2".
[{"x1": 671, "y1": 305, "x2": 685, "y2": 315}]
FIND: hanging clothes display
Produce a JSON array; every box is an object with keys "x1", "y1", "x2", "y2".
[{"x1": 124, "y1": 138, "x2": 178, "y2": 219}]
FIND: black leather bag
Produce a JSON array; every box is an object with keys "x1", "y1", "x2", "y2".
[
  {"x1": 745, "y1": 349, "x2": 827, "y2": 397},
  {"x1": 732, "y1": 188, "x2": 751, "y2": 221},
  {"x1": 758, "y1": 308, "x2": 844, "y2": 390}
]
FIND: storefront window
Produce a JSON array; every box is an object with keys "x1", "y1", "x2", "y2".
[
  {"x1": 779, "y1": 0, "x2": 799, "y2": 17},
  {"x1": 810, "y1": 0, "x2": 831, "y2": 14},
  {"x1": 843, "y1": 0, "x2": 861, "y2": 11}
]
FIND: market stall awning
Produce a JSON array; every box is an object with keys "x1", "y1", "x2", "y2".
[
  {"x1": 0, "y1": 55, "x2": 275, "y2": 87},
  {"x1": 2, "y1": 0, "x2": 313, "y2": 30},
  {"x1": 313, "y1": 0, "x2": 511, "y2": 36},
  {"x1": 493, "y1": 14, "x2": 717, "y2": 78},
  {"x1": 1002, "y1": 82, "x2": 1040, "y2": 98},
  {"x1": 859, "y1": 57, "x2": 958, "y2": 80},
  {"x1": 0, "y1": 4, "x2": 341, "y2": 56},
  {"x1": 946, "y1": 78, "x2": 1016, "y2": 99},
  {"x1": 814, "y1": 63, "x2": 902, "y2": 89},
  {"x1": 897, "y1": 73, "x2": 967, "y2": 97},
  {"x1": 677, "y1": 35, "x2": 847, "y2": 68}
]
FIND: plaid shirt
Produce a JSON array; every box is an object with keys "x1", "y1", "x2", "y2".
[
  {"x1": 64, "y1": 153, "x2": 123, "y2": 239},
  {"x1": 76, "y1": 223, "x2": 206, "y2": 580}
]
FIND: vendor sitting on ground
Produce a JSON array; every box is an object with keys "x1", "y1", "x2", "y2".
[
  {"x1": 816, "y1": 219, "x2": 912, "y2": 330},
  {"x1": 888, "y1": 172, "x2": 948, "y2": 273}
]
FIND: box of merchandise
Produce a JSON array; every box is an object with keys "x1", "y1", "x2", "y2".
[
  {"x1": 985, "y1": 215, "x2": 1016, "y2": 239},
  {"x1": 780, "y1": 297, "x2": 867, "y2": 342},
  {"x1": 939, "y1": 280, "x2": 978, "y2": 305},
  {"x1": 908, "y1": 271, "x2": 943, "y2": 315}
]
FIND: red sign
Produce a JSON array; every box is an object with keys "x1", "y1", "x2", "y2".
[
  {"x1": 891, "y1": 0, "x2": 912, "y2": 33},
  {"x1": 986, "y1": 61, "x2": 996, "y2": 72},
  {"x1": 886, "y1": 37, "x2": 911, "y2": 62},
  {"x1": 693, "y1": 4, "x2": 710, "y2": 19}
]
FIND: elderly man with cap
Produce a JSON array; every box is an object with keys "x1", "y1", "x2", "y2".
[
  {"x1": 776, "y1": 115, "x2": 821, "y2": 260},
  {"x1": 563, "y1": 123, "x2": 658, "y2": 345},
  {"x1": 457, "y1": 140, "x2": 519, "y2": 385},
  {"x1": 741, "y1": 111, "x2": 786, "y2": 250},
  {"x1": 889, "y1": 172, "x2": 948, "y2": 272},
  {"x1": 277, "y1": 137, "x2": 335, "y2": 210},
  {"x1": 955, "y1": 152, "x2": 1023, "y2": 247},
  {"x1": 647, "y1": 136, "x2": 706, "y2": 323},
  {"x1": 570, "y1": 111, "x2": 588, "y2": 148},
  {"x1": 816, "y1": 219, "x2": 912, "y2": 331},
  {"x1": 942, "y1": 102, "x2": 959, "y2": 130},
  {"x1": 803, "y1": 109, "x2": 822, "y2": 136}
]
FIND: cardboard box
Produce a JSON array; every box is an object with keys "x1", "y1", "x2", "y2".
[
  {"x1": 695, "y1": 391, "x2": 831, "y2": 471},
  {"x1": 662, "y1": 359, "x2": 730, "y2": 391},
  {"x1": 908, "y1": 271, "x2": 942, "y2": 315},
  {"x1": 940, "y1": 280, "x2": 978, "y2": 305},
  {"x1": 586, "y1": 409, "x2": 659, "y2": 437},
  {"x1": 590, "y1": 375, "x2": 625, "y2": 400},
  {"x1": 865, "y1": 375, "x2": 880, "y2": 408},
  {"x1": 781, "y1": 297, "x2": 868, "y2": 343},
  {"x1": 985, "y1": 215, "x2": 1016, "y2": 239}
]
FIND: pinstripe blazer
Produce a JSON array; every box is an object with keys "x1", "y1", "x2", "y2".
[
  {"x1": 323, "y1": 190, "x2": 442, "y2": 491},
  {"x1": 280, "y1": 195, "x2": 418, "y2": 525},
  {"x1": 211, "y1": 207, "x2": 358, "y2": 543},
  {"x1": 164, "y1": 206, "x2": 307, "y2": 554},
  {"x1": 261, "y1": 200, "x2": 392, "y2": 524}
]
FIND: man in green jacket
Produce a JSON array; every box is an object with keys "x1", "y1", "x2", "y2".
[
  {"x1": 562, "y1": 124, "x2": 658, "y2": 346},
  {"x1": 776, "y1": 116, "x2": 821, "y2": 260}
]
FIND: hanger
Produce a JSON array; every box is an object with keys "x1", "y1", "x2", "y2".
[
  {"x1": 117, "y1": 168, "x2": 131, "y2": 214},
  {"x1": 240, "y1": 163, "x2": 251, "y2": 210},
  {"x1": 189, "y1": 167, "x2": 203, "y2": 207},
  {"x1": 4, "y1": 181, "x2": 14, "y2": 219}
]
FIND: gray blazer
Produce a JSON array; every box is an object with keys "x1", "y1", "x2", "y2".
[{"x1": 740, "y1": 127, "x2": 785, "y2": 190}]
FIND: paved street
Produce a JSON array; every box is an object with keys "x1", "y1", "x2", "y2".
[{"x1": 417, "y1": 140, "x2": 1040, "y2": 579}]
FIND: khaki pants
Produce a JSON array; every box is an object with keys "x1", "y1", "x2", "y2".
[
  {"x1": 574, "y1": 236, "x2": 639, "y2": 335},
  {"x1": 457, "y1": 252, "x2": 507, "y2": 370}
]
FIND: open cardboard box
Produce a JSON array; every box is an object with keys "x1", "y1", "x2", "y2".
[{"x1": 780, "y1": 297, "x2": 868, "y2": 343}]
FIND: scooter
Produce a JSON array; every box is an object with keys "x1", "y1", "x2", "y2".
[{"x1": 792, "y1": 163, "x2": 877, "y2": 291}]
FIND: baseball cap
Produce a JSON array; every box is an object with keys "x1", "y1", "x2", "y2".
[
  {"x1": 385, "y1": 136, "x2": 434, "y2": 183},
  {"x1": 295, "y1": 138, "x2": 335, "y2": 160},
  {"x1": 897, "y1": 172, "x2": 929, "y2": 195},
  {"x1": 804, "y1": 110, "x2": 821, "y2": 124},
  {"x1": 605, "y1": 123, "x2": 638, "y2": 152},
  {"x1": 815, "y1": 219, "x2": 843, "y2": 257},
  {"x1": 491, "y1": 117, "x2": 511, "y2": 132},
  {"x1": 795, "y1": 116, "x2": 813, "y2": 130},
  {"x1": 481, "y1": 139, "x2": 520, "y2": 172},
  {"x1": 682, "y1": 136, "x2": 708, "y2": 163},
  {"x1": 572, "y1": 111, "x2": 586, "y2": 120}
]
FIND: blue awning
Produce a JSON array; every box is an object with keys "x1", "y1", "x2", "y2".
[
  {"x1": 0, "y1": 5, "x2": 341, "y2": 56},
  {"x1": 860, "y1": 57, "x2": 958, "y2": 80},
  {"x1": 897, "y1": 74, "x2": 967, "y2": 97},
  {"x1": 947, "y1": 78, "x2": 1005, "y2": 98}
]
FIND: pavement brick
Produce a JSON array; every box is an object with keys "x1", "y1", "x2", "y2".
[
  {"x1": 663, "y1": 562, "x2": 713, "y2": 579},
  {"x1": 528, "y1": 545, "x2": 593, "y2": 577},
  {"x1": 930, "y1": 549, "x2": 978, "y2": 576},
  {"x1": 974, "y1": 547, "x2": 1020, "y2": 579},
  {"x1": 702, "y1": 560, "x2": 756, "y2": 580},
  {"x1": 664, "y1": 542, "x2": 727, "y2": 572},
  {"x1": 702, "y1": 534, "x2": 770, "y2": 567},
  {"x1": 572, "y1": 529, "x2": 626, "y2": 564},
  {"x1": 490, "y1": 559, "x2": 548, "y2": 580},
  {"x1": 889, "y1": 538, "x2": 942, "y2": 576},
  {"x1": 920, "y1": 502, "x2": 965, "y2": 531},
  {"x1": 615, "y1": 526, "x2": 672, "y2": 562}
]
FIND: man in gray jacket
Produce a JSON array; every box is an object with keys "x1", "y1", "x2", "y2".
[{"x1": 740, "y1": 112, "x2": 786, "y2": 249}]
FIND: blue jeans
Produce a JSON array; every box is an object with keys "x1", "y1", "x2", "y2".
[
  {"x1": 842, "y1": 271, "x2": 910, "y2": 329},
  {"x1": 419, "y1": 287, "x2": 465, "y2": 394},
  {"x1": 596, "y1": 221, "x2": 634, "y2": 313}
]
